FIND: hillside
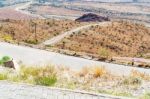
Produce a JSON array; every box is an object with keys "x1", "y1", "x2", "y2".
[
  {"x1": 54, "y1": 21, "x2": 150, "y2": 58},
  {"x1": 0, "y1": 19, "x2": 85, "y2": 44}
]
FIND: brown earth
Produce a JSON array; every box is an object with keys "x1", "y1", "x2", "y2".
[
  {"x1": 55, "y1": 21, "x2": 150, "y2": 58},
  {"x1": 28, "y1": 5, "x2": 84, "y2": 16},
  {"x1": 0, "y1": 19, "x2": 85, "y2": 44},
  {"x1": 0, "y1": 8, "x2": 33, "y2": 20}
]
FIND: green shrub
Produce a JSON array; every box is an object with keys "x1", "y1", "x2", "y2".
[
  {"x1": 0, "y1": 73, "x2": 7, "y2": 80},
  {"x1": 2, "y1": 56, "x2": 11, "y2": 62},
  {"x1": 2, "y1": 34, "x2": 13, "y2": 42},
  {"x1": 19, "y1": 66, "x2": 40, "y2": 80},
  {"x1": 0, "y1": 60, "x2": 3, "y2": 65},
  {"x1": 123, "y1": 77, "x2": 142, "y2": 85},
  {"x1": 24, "y1": 40, "x2": 38, "y2": 44},
  {"x1": 19, "y1": 66, "x2": 57, "y2": 86},
  {"x1": 140, "y1": 92, "x2": 150, "y2": 99},
  {"x1": 98, "y1": 48, "x2": 111, "y2": 59},
  {"x1": 35, "y1": 76, "x2": 57, "y2": 86},
  {"x1": 0, "y1": 56, "x2": 11, "y2": 66}
]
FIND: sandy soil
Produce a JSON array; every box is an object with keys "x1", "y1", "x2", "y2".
[
  {"x1": 29, "y1": 5, "x2": 84, "y2": 16},
  {"x1": 64, "y1": 2, "x2": 150, "y2": 14},
  {"x1": 0, "y1": 8, "x2": 33, "y2": 20}
]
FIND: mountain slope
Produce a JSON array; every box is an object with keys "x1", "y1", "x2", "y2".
[{"x1": 55, "y1": 21, "x2": 150, "y2": 58}]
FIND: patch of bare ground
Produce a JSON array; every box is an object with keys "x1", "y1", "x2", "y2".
[
  {"x1": 0, "y1": 8, "x2": 33, "y2": 20},
  {"x1": 29, "y1": 5, "x2": 84, "y2": 16}
]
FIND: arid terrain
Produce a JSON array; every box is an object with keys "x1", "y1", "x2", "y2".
[
  {"x1": 42, "y1": 1, "x2": 150, "y2": 24},
  {"x1": 26, "y1": 4, "x2": 84, "y2": 19},
  {"x1": 0, "y1": 1, "x2": 150, "y2": 99},
  {"x1": 54, "y1": 21, "x2": 150, "y2": 59},
  {"x1": 0, "y1": 19, "x2": 85, "y2": 44},
  {"x1": 0, "y1": 8, "x2": 33, "y2": 20}
]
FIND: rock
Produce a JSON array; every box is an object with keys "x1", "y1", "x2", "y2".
[
  {"x1": 75, "y1": 13, "x2": 110, "y2": 22},
  {"x1": 13, "y1": 60, "x2": 20, "y2": 72},
  {"x1": 3, "y1": 59, "x2": 15, "y2": 69},
  {"x1": 3, "y1": 59, "x2": 20, "y2": 72}
]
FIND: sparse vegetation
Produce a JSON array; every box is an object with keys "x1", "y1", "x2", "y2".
[
  {"x1": 0, "y1": 65, "x2": 150, "y2": 98},
  {"x1": 140, "y1": 92, "x2": 150, "y2": 99},
  {"x1": 0, "y1": 56, "x2": 11, "y2": 65},
  {"x1": 55, "y1": 21, "x2": 150, "y2": 60},
  {"x1": 0, "y1": 73, "x2": 7, "y2": 80},
  {"x1": 92, "y1": 66, "x2": 106, "y2": 78},
  {"x1": 35, "y1": 76, "x2": 57, "y2": 86},
  {"x1": 122, "y1": 77, "x2": 142, "y2": 85},
  {"x1": 0, "y1": 19, "x2": 85, "y2": 44},
  {"x1": 98, "y1": 48, "x2": 111, "y2": 59}
]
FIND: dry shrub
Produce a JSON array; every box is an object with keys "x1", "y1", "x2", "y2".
[
  {"x1": 92, "y1": 66, "x2": 107, "y2": 78},
  {"x1": 78, "y1": 66, "x2": 90, "y2": 77},
  {"x1": 130, "y1": 70, "x2": 150, "y2": 81},
  {"x1": 77, "y1": 66, "x2": 107, "y2": 78}
]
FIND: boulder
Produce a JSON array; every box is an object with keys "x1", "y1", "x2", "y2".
[{"x1": 75, "y1": 13, "x2": 110, "y2": 22}]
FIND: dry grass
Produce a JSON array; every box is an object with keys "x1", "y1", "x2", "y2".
[
  {"x1": 0, "y1": 65, "x2": 150, "y2": 98},
  {"x1": 92, "y1": 66, "x2": 107, "y2": 78},
  {"x1": 55, "y1": 21, "x2": 150, "y2": 59},
  {"x1": 0, "y1": 19, "x2": 85, "y2": 44},
  {"x1": 77, "y1": 66, "x2": 107, "y2": 78},
  {"x1": 130, "y1": 70, "x2": 150, "y2": 81}
]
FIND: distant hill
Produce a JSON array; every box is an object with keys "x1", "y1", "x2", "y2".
[
  {"x1": 80, "y1": 0, "x2": 133, "y2": 2},
  {"x1": 78, "y1": 0, "x2": 150, "y2": 2},
  {"x1": 46, "y1": 0, "x2": 150, "y2": 2},
  {"x1": 75, "y1": 13, "x2": 110, "y2": 22}
]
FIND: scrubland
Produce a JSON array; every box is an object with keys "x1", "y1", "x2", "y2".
[
  {"x1": 55, "y1": 21, "x2": 150, "y2": 59},
  {"x1": 0, "y1": 19, "x2": 85, "y2": 44},
  {"x1": 0, "y1": 65, "x2": 150, "y2": 98}
]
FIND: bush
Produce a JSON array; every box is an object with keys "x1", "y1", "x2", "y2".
[
  {"x1": 24, "y1": 40, "x2": 38, "y2": 44},
  {"x1": 123, "y1": 77, "x2": 142, "y2": 85},
  {"x1": 2, "y1": 56, "x2": 11, "y2": 62},
  {"x1": 2, "y1": 35, "x2": 13, "y2": 42},
  {"x1": 0, "y1": 56, "x2": 11, "y2": 66},
  {"x1": 0, "y1": 73, "x2": 7, "y2": 80},
  {"x1": 140, "y1": 92, "x2": 150, "y2": 99},
  {"x1": 0, "y1": 60, "x2": 3, "y2": 65},
  {"x1": 35, "y1": 76, "x2": 57, "y2": 86},
  {"x1": 93, "y1": 66, "x2": 106, "y2": 78},
  {"x1": 19, "y1": 66, "x2": 57, "y2": 86},
  {"x1": 98, "y1": 48, "x2": 111, "y2": 59}
]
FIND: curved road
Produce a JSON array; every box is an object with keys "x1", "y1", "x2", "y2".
[
  {"x1": 15, "y1": 1, "x2": 45, "y2": 19},
  {"x1": 0, "y1": 42, "x2": 150, "y2": 76},
  {"x1": 43, "y1": 22, "x2": 111, "y2": 45}
]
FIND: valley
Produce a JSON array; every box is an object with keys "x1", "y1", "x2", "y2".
[{"x1": 0, "y1": 1, "x2": 150, "y2": 99}]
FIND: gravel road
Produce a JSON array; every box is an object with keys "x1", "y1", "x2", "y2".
[
  {"x1": 0, "y1": 42, "x2": 150, "y2": 76},
  {"x1": 0, "y1": 81, "x2": 129, "y2": 99}
]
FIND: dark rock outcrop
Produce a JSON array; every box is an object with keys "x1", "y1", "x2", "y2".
[{"x1": 75, "y1": 13, "x2": 110, "y2": 22}]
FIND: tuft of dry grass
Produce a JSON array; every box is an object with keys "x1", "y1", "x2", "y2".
[
  {"x1": 78, "y1": 66, "x2": 90, "y2": 77},
  {"x1": 77, "y1": 66, "x2": 107, "y2": 78},
  {"x1": 130, "y1": 70, "x2": 150, "y2": 81},
  {"x1": 92, "y1": 66, "x2": 107, "y2": 78}
]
